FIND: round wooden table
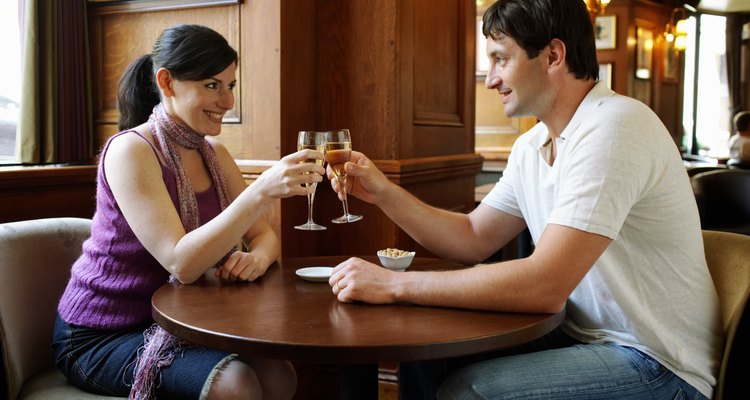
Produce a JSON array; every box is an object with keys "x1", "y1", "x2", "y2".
[{"x1": 152, "y1": 256, "x2": 564, "y2": 399}]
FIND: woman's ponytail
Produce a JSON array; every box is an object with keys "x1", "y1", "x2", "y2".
[{"x1": 116, "y1": 54, "x2": 160, "y2": 131}]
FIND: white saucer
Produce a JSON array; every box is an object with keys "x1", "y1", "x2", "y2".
[{"x1": 295, "y1": 267, "x2": 333, "y2": 283}]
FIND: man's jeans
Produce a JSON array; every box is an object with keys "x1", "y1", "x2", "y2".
[{"x1": 399, "y1": 327, "x2": 709, "y2": 400}]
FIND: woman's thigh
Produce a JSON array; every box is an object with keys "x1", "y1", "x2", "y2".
[
  {"x1": 437, "y1": 344, "x2": 706, "y2": 400},
  {"x1": 53, "y1": 315, "x2": 234, "y2": 399}
]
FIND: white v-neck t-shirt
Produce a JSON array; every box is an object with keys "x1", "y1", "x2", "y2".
[{"x1": 482, "y1": 82, "x2": 722, "y2": 398}]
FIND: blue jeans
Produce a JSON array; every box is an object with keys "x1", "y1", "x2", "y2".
[
  {"x1": 52, "y1": 314, "x2": 235, "y2": 399},
  {"x1": 400, "y1": 328, "x2": 708, "y2": 400}
]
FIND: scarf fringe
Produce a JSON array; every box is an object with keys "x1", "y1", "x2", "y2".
[{"x1": 129, "y1": 324, "x2": 183, "y2": 399}]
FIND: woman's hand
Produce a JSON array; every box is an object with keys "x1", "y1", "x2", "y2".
[
  {"x1": 253, "y1": 149, "x2": 325, "y2": 199},
  {"x1": 215, "y1": 251, "x2": 271, "y2": 282}
]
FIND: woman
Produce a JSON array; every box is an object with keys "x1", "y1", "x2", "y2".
[{"x1": 53, "y1": 24, "x2": 321, "y2": 399}]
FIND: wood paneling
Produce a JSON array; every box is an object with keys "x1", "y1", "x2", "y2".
[
  {"x1": 280, "y1": 0, "x2": 478, "y2": 258},
  {"x1": 0, "y1": 166, "x2": 97, "y2": 223},
  {"x1": 413, "y1": 0, "x2": 460, "y2": 121},
  {"x1": 89, "y1": 6, "x2": 241, "y2": 126}
]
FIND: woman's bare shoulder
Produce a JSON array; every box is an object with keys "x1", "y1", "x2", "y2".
[{"x1": 105, "y1": 125, "x2": 160, "y2": 168}]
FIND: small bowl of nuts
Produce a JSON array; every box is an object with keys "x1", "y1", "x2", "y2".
[{"x1": 377, "y1": 248, "x2": 415, "y2": 272}]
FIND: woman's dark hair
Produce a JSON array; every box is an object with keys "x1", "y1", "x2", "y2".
[
  {"x1": 116, "y1": 24, "x2": 239, "y2": 130},
  {"x1": 482, "y1": 0, "x2": 599, "y2": 81}
]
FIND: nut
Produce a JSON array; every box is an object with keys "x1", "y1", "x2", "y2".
[{"x1": 378, "y1": 248, "x2": 411, "y2": 258}]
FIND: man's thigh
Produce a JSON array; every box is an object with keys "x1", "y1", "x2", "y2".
[{"x1": 437, "y1": 343, "x2": 705, "y2": 400}]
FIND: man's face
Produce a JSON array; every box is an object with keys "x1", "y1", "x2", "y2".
[{"x1": 484, "y1": 34, "x2": 548, "y2": 118}]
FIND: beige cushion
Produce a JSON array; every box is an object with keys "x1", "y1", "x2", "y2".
[
  {"x1": 0, "y1": 218, "x2": 122, "y2": 399},
  {"x1": 703, "y1": 230, "x2": 750, "y2": 330},
  {"x1": 20, "y1": 369, "x2": 120, "y2": 400},
  {"x1": 702, "y1": 230, "x2": 750, "y2": 400}
]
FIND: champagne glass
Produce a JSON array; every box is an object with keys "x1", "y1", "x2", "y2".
[
  {"x1": 324, "y1": 129, "x2": 363, "y2": 223},
  {"x1": 294, "y1": 131, "x2": 327, "y2": 231}
]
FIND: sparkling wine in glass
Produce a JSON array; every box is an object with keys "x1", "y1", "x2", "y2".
[
  {"x1": 294, "y1": 131, "x2": 327, "y2": 231},
  {"x1": 324, "y1": 129, "x2": 363, "y2": 224}
]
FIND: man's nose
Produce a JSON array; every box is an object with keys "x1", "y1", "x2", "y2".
[{"x1": 485, "y1": 70, "x2": 500, "y2": 90}]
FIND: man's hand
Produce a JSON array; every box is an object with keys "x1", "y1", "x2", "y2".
[
  {"x1": 329, "y1": 257, "x2": 400, "y2": 304},
  {"x1": 328, "y1": 151, "x2": 391, "y2": 204}
]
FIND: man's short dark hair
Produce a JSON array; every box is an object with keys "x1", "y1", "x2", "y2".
[
  {"x1": 482, "y1": 0, "x2": 599, "y2": 81},
  {"x1": 734, "y1": 111, "x2": 750, "y2": 133}
]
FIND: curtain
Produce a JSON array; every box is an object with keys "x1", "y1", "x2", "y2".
[
  {"x1": 16, "y1": 0, "x2": 92, "y2": 164},
  {"x1": 726, "y1": 14, "x2": 749, "y2": 134}
]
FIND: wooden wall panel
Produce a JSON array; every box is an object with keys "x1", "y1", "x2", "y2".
[
  {"x1": 0, "y1": 166, "x2": 97, "y2": 223},
  {"x1": 89, "y1": 6, "x2": 240, "y2": 126},
  {"x1": 413, "y1": 0, "x2": 460, "y2": 120},
  {"x1": 312, "y1": 0, "x2": 398, "y2": 160},
  {"x1": 279, "y1": 0, "x2": 479, "y2": 258},
  {"x1": 411, "y1": 0, "x2": 475, "y2": 158}
]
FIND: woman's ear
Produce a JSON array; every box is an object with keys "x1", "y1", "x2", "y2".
[{"x1": 155, "y1": 68, "x2": 175, "y2": 97}]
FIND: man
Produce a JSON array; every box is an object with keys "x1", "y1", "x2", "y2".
[
  {"x1": 728, "y1": 110, "x2": 750, "y2": 167},
  {"x1": 327, "y1": 0, "x2": 721, "y2": 399}
]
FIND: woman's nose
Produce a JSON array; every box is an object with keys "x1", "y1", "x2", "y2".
[{"x1": 218, "y1": 89, "x2": 234, "y2": 110}]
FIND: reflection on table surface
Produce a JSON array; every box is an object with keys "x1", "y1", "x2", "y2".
[{"x1": 152, "y1": 255, "x2": 565, "y2": 364}]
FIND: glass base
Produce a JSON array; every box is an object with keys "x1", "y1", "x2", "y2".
[
  {"x1": 331, "y1": 214, "x2": 363, "y2": 224},
  {"x1": 294, "y1": 222, "x2": 327, "y2": 230}
]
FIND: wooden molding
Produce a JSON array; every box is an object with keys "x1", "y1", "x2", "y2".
[
  {"x1": 376, "y1": 153, "x2": 484, "y2": 185},
  {"x1": 88, "y1": 0, "x2": 240, "y2": 15}
]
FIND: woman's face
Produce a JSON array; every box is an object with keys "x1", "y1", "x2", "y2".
[{"x1": 163, "y1": 62, "x2": 237, "y2": 136}]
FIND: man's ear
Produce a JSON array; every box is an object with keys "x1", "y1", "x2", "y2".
[
  {"x1": 547, "y1": 38, "x2": 567, "y2": 72},
  {"x1": 155, "y1": 68, "x2": 175, "y2": 97}
]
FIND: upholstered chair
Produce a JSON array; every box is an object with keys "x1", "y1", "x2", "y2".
[{"x1": 0, "y1": 217, "x2": 122, "y2": 399}]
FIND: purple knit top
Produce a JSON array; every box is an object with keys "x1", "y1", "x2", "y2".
[{"x1": 58, "y1": 131, "x2": 222, "y2": 329}]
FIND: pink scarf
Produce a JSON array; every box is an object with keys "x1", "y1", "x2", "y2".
[{"x1": 129, "y1": 103, "x2": 235, "y2": 399}]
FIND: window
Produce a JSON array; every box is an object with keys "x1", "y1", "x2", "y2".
[
  {"x1": 0, "y1": 0, "x2": 21, "y2": 164},
  {"x1": 683, "y1": 14, "x2": 731, "y2": 159}
]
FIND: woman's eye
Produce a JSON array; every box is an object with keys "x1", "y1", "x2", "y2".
[
  {"x1": 206, "y1": 82, "x2": 218, "y2": 89},
  {"x1": 228, "y1": 82, "x2": 237, "y2": 91}
]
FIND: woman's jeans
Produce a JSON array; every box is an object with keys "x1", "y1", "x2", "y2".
[
  {"x1": 399, "y1": 327, "x2": 709, "y2": 400},
  {"x1": 52, "y1": 314, "x2": 233, "y2": 398}
]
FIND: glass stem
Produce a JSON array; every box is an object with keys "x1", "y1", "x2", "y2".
[
  {"x1": 339, "y1": 176, "x2": 350, "y2": 216},
  {"x1": 306, "y1": 183, "x2": 317, "y2": 223}
]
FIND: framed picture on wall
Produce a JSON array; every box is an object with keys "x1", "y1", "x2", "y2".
[
  {"x1": 598, "y1": 63, "x2": 613, "y2": 89},
  {"x1": 595, "y1": 16, "x2": 616, "y2": 49},
  {"x1": 635, "y1": 27, "x2": 653, "y2": 80},
  {"x1": 664, "y1": 41, "x2": 678, "y2": 82}
]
